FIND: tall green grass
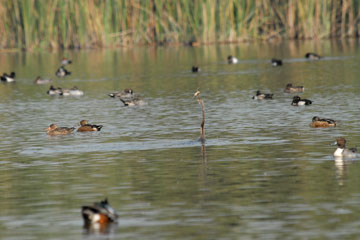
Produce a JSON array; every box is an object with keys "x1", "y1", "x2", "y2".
[{"x1": 0, "y1": 0, "x2": 359, "y2": 50}]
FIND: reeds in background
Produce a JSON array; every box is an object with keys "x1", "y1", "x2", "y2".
[{"x1": 0, "y1": 0, "x2": 359, "y2": 50}]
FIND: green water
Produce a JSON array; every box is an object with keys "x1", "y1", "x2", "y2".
[{"x1": 1, "y1": 40, "x2": 360, "y2": 239}]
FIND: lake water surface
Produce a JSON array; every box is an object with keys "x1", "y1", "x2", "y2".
[{"x1": 1, "y1": 40, "x2": 360, "y2": 239}]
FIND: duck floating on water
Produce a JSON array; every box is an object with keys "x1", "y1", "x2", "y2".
[
  {"x1": 1, "y1": 72, "x2": 15, "y2": 82},
  {"x1": 61, "y1": 58, "x2": 72, "y2": 65},
  {"x1": 192, "y1": 66, "x2": 200, "y2": 72},
  {"x1": 82, "y1": 198, "x2": 118, "y2": 228},
  {"x1": 252, "y1": 90, "x2": 273, "y2": 100},
  {"x1": 55, "y1": 66, "x2": 71, "y2": 77},
  {"x1": 77, "y1": 120, "x2": 103, "y2": 132},
  {"x1": 333, "y1": 138, "x2": 357, "y2": 158},
  {"x1": 309, "y1": 116, "x2": 336, "y2": 128},
  {"x1": 47, "y1": 85, "x2": 83, "y2": 96},
  {"x1": 291, "y1": 96, "x2": 312, "y2": 106},
  {"x1": 119, "y1": 95, "x2": 144, "y2": 106},
  {"x1": 62, "y1": 86, "x2": 84, "y2": 96},
  {"x1": 271, "y1": 58, "x2": 283, "y2": 66},
  {"x1": 46, "y1": 124, "x2": 75, "y2": 136},
  {"x1": 47, "y1": 85, "x2": 63, "y2": 95},
  {"x1": 284, "y1": 83, "x2": 304, "y2": 93},
  {"x1": 108, "y1": 89, "x2": 134, "y2": 98},
  {"x1": 34, "y1": 76, "x2": 52, "y2": 85},
  {"x1": 227, "y1": 55, "x2": 238, "y2": 64},
  {"x1": 305, "y1": 52, "x2": 321, "y2": 60}
]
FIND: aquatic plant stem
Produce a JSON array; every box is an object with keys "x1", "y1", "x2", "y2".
[{"x1": 194, "y1": 90, "x2": 205, "y2": 143}]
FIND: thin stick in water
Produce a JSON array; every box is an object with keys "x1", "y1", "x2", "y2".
[{"x1": 194, "y1": 90, "x2": 205, "y2": 143}]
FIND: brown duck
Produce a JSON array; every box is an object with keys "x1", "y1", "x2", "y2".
[
  {"x1": 77, "y1": 120, "x2": 103, "y2": 132},
  {"x1": 309, "y1": 116, "x2": 336, "y2": 128},
  {"x1": 46, "y1": 124, "x2": 75, "y2": 136}
]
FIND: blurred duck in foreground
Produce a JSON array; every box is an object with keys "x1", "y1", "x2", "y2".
[
  {"x1": 252, "y1": 90, "x2": 273, "y2": 100},
  {"x1": 77, "y1": 120, "x2": 103, "y2": 132},
  {"x1": 291, "y1": 96, "x2": 312, "y2": 106},
  {"x1": 333, "y1": 138, "x2": 357, "y2": 157},
  {"x1": 61, "y1": 58, "x2": 72, "y2": 65},
  {"x1": 1, "y1": 72, "x2": 15, "y2": 82},
  {"x1": 46, "y1": 124, "x2": 75, "y2": 136},
  {"x1": 271, "y1": 58, "x2": 282, "y2": 66},
  {"x1": 47, "y1": 86, "x2": 83, "y2": 96},
  {"x1": 34, "y1": 76, "x2": 52, "y2": 85},
  {"x1": 284, "y1": 83, "x2": 304, "y2": 93},
  {"x1": 305, "y1": 52, "x2": 321, "y2": 60},
  {"x1": 82, "y1": 198, "x2": 118, "y2": 230},
  {"x1": 192, "y1": 66, "x2": 200, "y2": 72},
  {"x1": 56, "y1": 66, "x2": 71, "y2": 77},
  {"x1": 108, "y1": 89, "x2": 134, "y2": 98},
  {"x1": 227, "y1": 55, "x2": 238, "y2": 64},
  {"x1": 309, "y1": 116, "x2": 336, "y2": 128}
]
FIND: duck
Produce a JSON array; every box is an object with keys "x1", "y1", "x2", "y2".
[
  {"x1": 252, "y1": 90, "x2": 273, "y2": 100},
  {"x1": 34, "y1": 76, "x2": 52, "y2": 85},
  {"x1": 61, "y1": 86, "x2": 84, "y2": 96},
  {"x1": 305, "y1": 52, "x2": 321, "y2": 60},
  {"x1": 227, "y1": 55, "x2": 238, "y2": 64},
  {"x1": 46, "y1": 124, "x2": 75, "y2": 136},
  {"x1": 333, "y1": 138, "x2": 357, "y2": 157},
  {"x1": 61, "y1": 58, "x2": 72, "y2": 65},
  {"x1": 55, "y1": 66, "x2": 71, "y2": 77},
  {"x1": 108, "y1": 88, "x2": 134, "y2": 98},
  {"x1": 309, "y1": 116, "x2": 337, "y2": 128},
  {"x1": 82, "y1": 198, "x2": 118, "y2": 226},
  {"x1": 284, "y1": 83, "x2": 304, "y2": 93},
  {"x1": 192, "y1": 66, "x2": 200, "y2": 72},
  {"x1": 291, "y1": 96, "x2": 312, "y2": 106},
  {"x1": 77, "y1": 120, "x2": 103, "y2": 132},
  {"x1": 271, "y1": 58, "x2": 283, "y2": 66},
  {"x1": 47, "y1": 85, "x2": 63, "y2": 95},
  {"x1": 1, "y1": 72, "x2": 15, "y2": 82},
  {"x1": 119, "y1": 95, "x2": 145, "y2": 106}
]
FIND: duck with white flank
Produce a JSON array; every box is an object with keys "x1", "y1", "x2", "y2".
[
  {"x1": 305, "y1": 52, "x2": 321, "y2": 60},
  {"x1": 252, "y1": 90, "x2": 273, "y2": 100},
  {"x1": 61, "y1": 58, "x2": 72, "y2": 65},
  {"x1": 227, "y1": 55, "x2": 238, "y2": 64},
  {"x1": 61, "y1": 86, "x2": 84, "y2": 96},
  {"x1": 108, "y1": 89, "x2": 134, "y2": 98},
  {"x1": 271, "y1": 58, "x2": 282, "y2": 66},
  {"x1": 291, "y1": 96, "x2": 312, "y2": 106},
  {"x1": 55, "y1": 66, "x2": 71, "y2": 77},
  {"x1": 1, "y1": 72, "x2": 15, "y2": 82},
  {"x1": 47, "y1": 85, "x2": 83, "y2": 96},
  {"x1": 333, "y1": 138, "x2": 357, "y2": 158}
]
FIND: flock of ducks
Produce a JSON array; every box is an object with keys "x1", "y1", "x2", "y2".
[
  {"x1": 1, "y1": 51, "x2": 357, "y2": 232},
  {"x1": 191, "y1": 52, "x2": 357, "y2": 159}
]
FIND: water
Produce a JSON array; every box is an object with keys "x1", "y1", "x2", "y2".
[{"x1": 1, "y1": 40, "x2": 360, "y2": 239}]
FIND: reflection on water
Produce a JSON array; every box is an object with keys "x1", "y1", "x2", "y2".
[{"x1": 1, "y1": 40, "x2": 360, "y2": 239}]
